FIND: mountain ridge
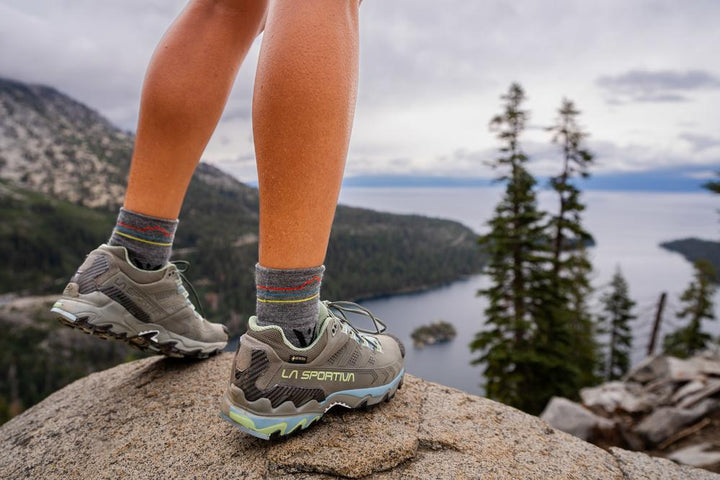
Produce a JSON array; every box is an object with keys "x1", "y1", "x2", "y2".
[
  {"x1": 0, "y1": 77, "x2": 131, "y2": 208},
  {"x1": 661, "y1": 237, "x2": 720, "y2": 281}
]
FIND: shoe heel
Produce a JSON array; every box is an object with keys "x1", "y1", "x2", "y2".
[
  {"x1": 51, "y1": 304, "x2": 78, "y2": 325},
  {"x1": 51, "y1": 298, "x2": 127, "y2": 340},
  {"x1": 51, "y1": 298, "x2": 103, "y2": 325},
  {"x1": 220, "y1": 406, "x2": 322, "y2": 440},
  {"x1": 220, "y1": 393, "x2": 322, "y2": 440}
]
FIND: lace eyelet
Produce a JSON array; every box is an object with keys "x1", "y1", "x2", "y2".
[{"x1": 324, "y1": 301, "x2": 387, "y2": 350}]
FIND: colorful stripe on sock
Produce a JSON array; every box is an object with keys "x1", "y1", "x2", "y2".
[
  {"x1": 113, "y1": 222, "x2": 173, "y2": 246},
  {"x1": 256, "y1": 276, "x2": 321, "y2": 304},
  {"x1": 117, "y1": 222, "x2": 173, "y2": 237},
  {"x1": 257, "y1": 292, "x2": 320, "y2": 304}
]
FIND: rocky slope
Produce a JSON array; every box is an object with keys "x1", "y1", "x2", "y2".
[
  {"x1": 0, "y1": 77, "x2": 131, "y2": 208},
  {"x1": 542, "y1": 353, "x2": 720, "y2": 473},
  {"x1": 0, "y1": 354, "x2": 716, "y2": 479}
]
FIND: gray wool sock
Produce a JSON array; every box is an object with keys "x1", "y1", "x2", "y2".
[
  {"x1": 255, "y1": 263, "x2": 325, "y2": 348},
  {"x1": 108, "y1": 208, "x2": 178, "y2": 270}
]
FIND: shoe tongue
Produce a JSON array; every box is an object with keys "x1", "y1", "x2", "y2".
[
  {"x1": 311, "y1": 302, "x2": 339, "y2": 343},
  {"x1": 317, "y1": 301, "x2": 330, "y2": 322}
]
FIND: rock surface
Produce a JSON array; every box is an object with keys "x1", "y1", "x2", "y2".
[
  {"x1": 540, "y1": 396, "x2": 616, "y2": 441},
  {"x1": 668, "y1": 443, "x2": 720, "y2": 468},
  {"x1": 1, "y1": 354, "x2": 717, "y2": 479},
  {"x1": 545, "y1": 352, "x2": 720, "y2": 470},
  {"x1": 580, "y1": 381, "x2": 655, "y2": 413},
  {"x1": 626, "y1": 355, "x2": 703, "y2": 384},
  {"x1": 610, "y1": 447, "x2": 716, "y2": 480},
  {"x1": 636, "y1": 399, "x2": 720, "y2": 445}
]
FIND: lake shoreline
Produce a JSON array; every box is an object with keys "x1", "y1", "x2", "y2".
[{"x1": 346, "y1": 272, "x2": 482, "y2": 304}]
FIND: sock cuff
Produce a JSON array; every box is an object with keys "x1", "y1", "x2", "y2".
[
  {"x1": 108, "y1": 208, "x2": 178, "y2": 270},
  {"x1": 113, "y1": 208, "x2": 178, "y2": 246},
  {"x1": 255, "y1": 263, "x2": 324, "y2": 304},
  {"x1": 255, "y1": 263, "x2": 325, "y2": 276},
  {"x1": 119, "y1": 207, "x2": 179, "y2": 225}
]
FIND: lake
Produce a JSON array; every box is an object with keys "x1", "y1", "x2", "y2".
[{"x1": 338, "y1": 187, "x2": 720, "y2": 396}]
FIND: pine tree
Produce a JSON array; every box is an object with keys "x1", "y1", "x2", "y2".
[
  {"x1": 547, "y1": 99, "x2": 594, "y2": 286},
  {"x1": 563, "y1": 245, "x2": 600, "y2": 386},
  {"x1": 663, "y1": 259, "x2": 716, "y2": 358},
  {"x1": 471, "y1": 84, "x2": 553, "y2": 413},
  {"x1": 600, "y1": 269, "x2": 635, "y2": 380},
  {"x1": 545, "y1": 99, "x2": 601, "y2": 387}
]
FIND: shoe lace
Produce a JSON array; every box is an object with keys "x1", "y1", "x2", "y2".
[
  {"x1": 323, "y1": 300, "x2": 386, "y2": 350},
  {"x1": 171, "y1": 260, "x2": 205, "y2": 319}
]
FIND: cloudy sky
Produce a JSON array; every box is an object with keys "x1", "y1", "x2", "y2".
[{"x1": 1, "y1": 0, "x2": 719, "y2": 183}]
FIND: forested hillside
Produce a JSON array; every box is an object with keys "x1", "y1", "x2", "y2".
[{"x1": 661, "y1": 238, "x2": 720, "y2": 282}]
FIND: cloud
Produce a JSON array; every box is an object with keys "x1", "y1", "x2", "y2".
[
  {"x1": 679, "y1": 133, "x2": 720, "y2": 152},
  {"x1": 409, "y1": 136, "x2": 720, "y2": 180},
  {"x1": 582, "y1": 140, "x2": 719, "y2": 175},
  {"x1": 0, "y1": 0, "x2": 188, "y2": 128},
  {"x1": 597, "y1": 69, "x2": 720, "y2": 103},
  {"x1": 2, "y1": 0, "x2": 720, "y2": 183}
]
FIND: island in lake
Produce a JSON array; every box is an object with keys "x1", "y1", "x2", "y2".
[{"x1": 411, "y1": 320, "x2": 457, "y2": 348}]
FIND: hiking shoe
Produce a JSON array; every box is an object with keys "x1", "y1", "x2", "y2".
[
  {"x1": 220, "y1": 301, "x2": 405, "y2": 439},
  {"x1": 50, "y1": 244, "x2": 228, "y2": 358}
]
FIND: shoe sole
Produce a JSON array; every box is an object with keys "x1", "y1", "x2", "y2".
[
  {"x1": 219, "y1": 368, "x2": 405, "y2": 440},
  {"x1": 51, "y1": 297, "x2": 226, "y2": 359}
]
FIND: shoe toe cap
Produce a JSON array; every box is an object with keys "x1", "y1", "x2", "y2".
[
  {"x1": 386, "y1": 333, "x2": 405, "y2": 358},
  {"x1": 377, "y1": 333, "x2": 405, "y2": 359},
  {"x1": 202, "y1": 320, "x2": 230, "y2": 344}
]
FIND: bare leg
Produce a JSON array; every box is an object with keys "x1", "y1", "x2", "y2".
[
  {"x1": 219, "y1": 3, "x2": 406, "y2": 438},
  {"x1": 124, "y1": 0, "x2": 268, "y2": 219},
  {"x1": 254, "y1": 0, "x2": 360, "y2": 268},
  {"x1": 57, "y1": 3, "x2": 268, "y2": 356}
]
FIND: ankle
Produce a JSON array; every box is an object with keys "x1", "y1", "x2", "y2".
[
  {"x1": 108, "y1": 207, "x2": 178, "y2": 270},
  {"x1": 255, "y1": 263, "x2": 324, "y2": 348}
]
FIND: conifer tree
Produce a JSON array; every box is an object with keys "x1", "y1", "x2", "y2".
[
  {"x1": 545, "y1": 99, "x2": 601, "y2": 387},
  {"x1": 562, "y1": 244, "x2": 600, "y2": 386},
  {"x1": 471, "y1": 83, "x2": 552, "y2": 413},
  {"x1": 600, "y1": 269, "x2": 635, "y2": 380},
  {"x1": 663, "y1": 259, "x2": 716, "y2": 358},
  {"x1": 547, "y1": 99, "x2": 594, "y2": 286}
]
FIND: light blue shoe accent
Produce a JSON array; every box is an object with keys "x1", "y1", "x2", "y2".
[
  {"x1": 222, "y1": 408, "x2": 322, "y2": 440},
  {"x1": 221, "y1": 368, "x2": 405, "y2": 439},
  {"x1": 51, "y1": 305, "x2": 77, "y2": 323},
  {"x1": 324, "y1": 368, "x2": 404, "y2": 402}
]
